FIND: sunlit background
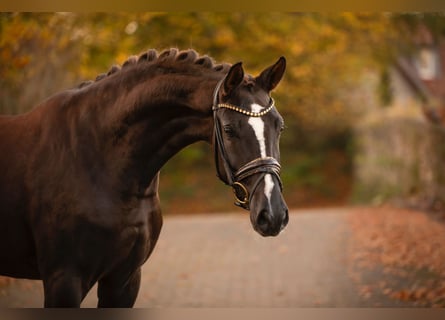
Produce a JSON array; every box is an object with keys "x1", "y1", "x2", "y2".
[{"x1": 1, "y1": 12, "x2": 444, "y2": 214}]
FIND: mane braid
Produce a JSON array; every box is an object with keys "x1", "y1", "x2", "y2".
[{"x1": 76, "y1": 48, "x2": 231, "y2": 89}]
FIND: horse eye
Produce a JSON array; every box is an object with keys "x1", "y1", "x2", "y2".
[
  {"x1": 223, "y1": 125, "x2": 236, "y2": 138},
  {"x1": 224, "y1": 125, "x2": 234, "y2": 136}
]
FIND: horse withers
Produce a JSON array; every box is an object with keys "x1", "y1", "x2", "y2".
[{"x1": 0, "y1": 49, "x2": 288, "y2": 307}]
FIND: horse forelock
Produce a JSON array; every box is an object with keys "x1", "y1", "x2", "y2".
[{"x1": 76, "y1": 48, "x2": 232, "y2": 89}]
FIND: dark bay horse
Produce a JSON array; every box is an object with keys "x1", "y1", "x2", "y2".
[{"x1": 0, "y1": 48, "x2": 288, "y2": 307}]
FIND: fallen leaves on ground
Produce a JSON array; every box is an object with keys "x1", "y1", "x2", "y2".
[
  {"x1": 348, "y1": 206, "x2": 445, "y2": 307},
  {"x1": 0, "y1": 277, "x2": 12, "y2": 286}
]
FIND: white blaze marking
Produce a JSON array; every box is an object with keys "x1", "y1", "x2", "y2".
[
  {"x1": 248, "y1": 103, "x2": 275, "y2": 204},
  {"x1": 264, "y1": 174, "x2": 274, "y2": 203},
  {"x1": 248, "y1": 104, "x2": 266, "y2": 158}
]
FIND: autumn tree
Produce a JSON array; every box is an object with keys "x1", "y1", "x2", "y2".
[{"x1": 1, "y1": 12, "x2": 438, "y2": 209}]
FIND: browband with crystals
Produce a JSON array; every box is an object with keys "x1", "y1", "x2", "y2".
[
  {"x1": 213, "y1": 98, "x2": 275, "y2": 117},
  {"x1": 212, "y1": 78, "x2": 275, "y2": 117}
]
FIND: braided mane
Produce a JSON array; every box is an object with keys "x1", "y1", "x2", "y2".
[{"x1": 77, "y1": 48, "x2": 231, "y2": 89}]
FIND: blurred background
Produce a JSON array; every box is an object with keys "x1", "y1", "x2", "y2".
[{"x1": 1, "y1": 12, "x2": 444, "y2": 214}]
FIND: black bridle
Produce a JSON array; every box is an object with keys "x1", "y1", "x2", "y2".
[{"x1": 212, "y1": 79, "x2": 283, "y2": 210}]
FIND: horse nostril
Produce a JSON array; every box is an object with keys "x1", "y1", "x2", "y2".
[
  {"x1": 257, "y1": 209, "x2": 270, "y2": 229},
  {"x1": 281, "y1": 208, "x2": 289, "y2": 229}
]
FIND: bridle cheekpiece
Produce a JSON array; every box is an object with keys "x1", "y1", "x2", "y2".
[{"x1": 212, "y1": 79, "x2": 283, "y2": 210}]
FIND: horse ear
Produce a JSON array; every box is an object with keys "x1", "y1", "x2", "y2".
[
  {"x1": 256, "y1": 56, "x2": 286, "y2": 92},
  {"x1": 222, "y1": 62, "x2": 244, "y2": 97}
]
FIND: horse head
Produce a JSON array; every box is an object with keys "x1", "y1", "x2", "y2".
[{"x1": 213, "y1": 57, "x2": 288, "y2": 237}]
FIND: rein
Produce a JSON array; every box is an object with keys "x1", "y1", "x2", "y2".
[{"x1": 212, "y1": 79, "x2": 283, "y2": 210}]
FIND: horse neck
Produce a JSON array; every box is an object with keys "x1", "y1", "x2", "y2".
[{"x1": 80, "y1": 67, "x2": 222, "y2": 197}]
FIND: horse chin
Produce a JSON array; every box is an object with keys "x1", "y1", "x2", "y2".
[{"x1": 251, "y1": 220, "x2": 281, "y2": 237}]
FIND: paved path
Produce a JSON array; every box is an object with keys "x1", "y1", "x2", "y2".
[{"x1": 0, "y1": 208, "x2": 433, "y2": 307}]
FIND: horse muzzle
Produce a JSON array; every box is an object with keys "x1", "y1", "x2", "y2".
[{"x1": 248, "y1": 174, "x2": 289, "y2": 237}]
